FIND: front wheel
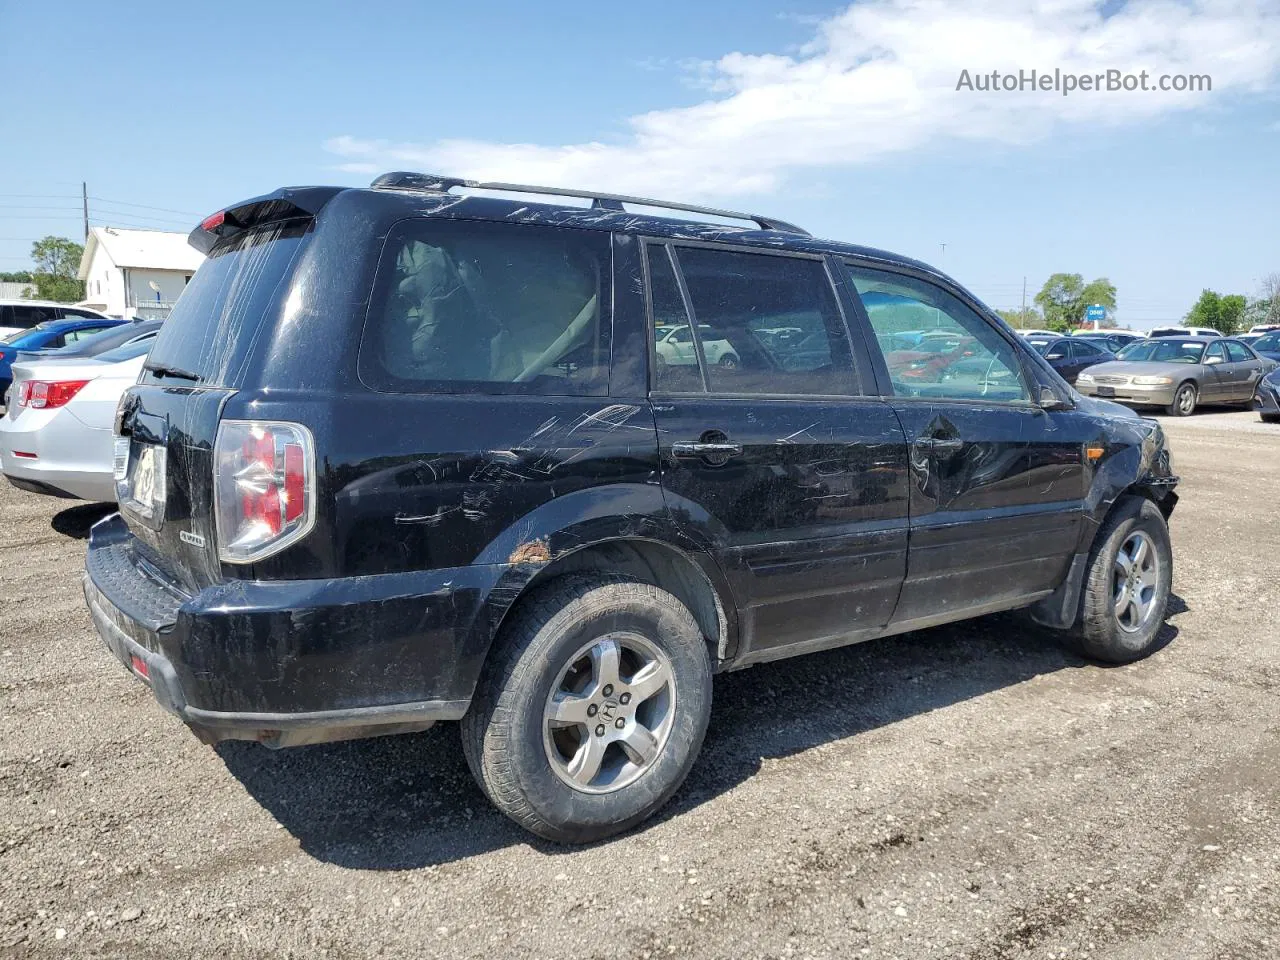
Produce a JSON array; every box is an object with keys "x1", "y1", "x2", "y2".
[
  {"x1": 1071, "y1": 496, "x2": 1173, "y2": 663},
  {"x1": 461, "y1": 576, "x2": 712, "y2": 844},
  {"x1": 1166, "y1": 381, "x2": 1197, "y2": 416}
]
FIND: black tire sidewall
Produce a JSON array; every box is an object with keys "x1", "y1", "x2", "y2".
[
  {"x1": 1080, "y1": 499, "x2": 1173, "y2": 662},
  {"x1": 488, "y1": 583, "x2": 711, "y2": 841}
]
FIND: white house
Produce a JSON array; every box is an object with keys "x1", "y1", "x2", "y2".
[{"x1": 78, "y1": 227, "x2": 205, "y2": 319}]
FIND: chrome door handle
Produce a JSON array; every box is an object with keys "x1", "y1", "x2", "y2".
[{"x1": 672, "y1": 441, "x2": 744, "y2": 458}]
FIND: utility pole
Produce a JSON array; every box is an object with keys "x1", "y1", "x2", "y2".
[
  {"x1": 1021, "y1": 276, "x2": 1027, "y2": 327},
  {"x1": 82, "y1": 182, "x2": 89, "y2": 241}
]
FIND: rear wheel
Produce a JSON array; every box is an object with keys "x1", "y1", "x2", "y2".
[
  {"x1": 1262, "y1": 414, "x2": 1280, "y2": 424},
  {"x1": 1070, "y1": 496, "x2": 1173, "y2": 664},
  {"x1": 1166, "y1": 381, "x2": 1197, "y2": 416},
  {"x1": 461, "y1": 576, "x2": 712, "y2": 844}
]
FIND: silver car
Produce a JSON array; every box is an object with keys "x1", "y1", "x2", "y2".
[{"x1": 1075, "y1": 336, "x2": 1276, "y2": 416}]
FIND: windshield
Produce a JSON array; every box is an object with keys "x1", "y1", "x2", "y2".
[
  {"x1": 1254, "y1": 332, "x2": 1280, "y2": 351},
  {"x1": 1116, "y1": 340, "x2": 1206, "y2": 363}
]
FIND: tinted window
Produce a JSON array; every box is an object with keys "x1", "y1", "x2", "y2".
[
  {"x1": 670, "y1": 247, "x2": 857, "y2": 396},
  {"x1": 362, "y1": 219, "x2": 610, "y2": 396},
  {"x1": 1255, "y1": 332, "x2": 1280, "y2": 352},
  {"x1": 143, "y1": 220, "x2": 307, "y2": 387},
  {"x1": 61, "y1": 324, "x2": 112, "y2": 344},
  {"x1": 96, "y1": 335, "x2": 156, "y2": 364},
  {"x1": 9, "y1": 305, "x2": 56, "y2": 329},
  {"x1": 647, "y1": 246, "x2": 703, "y2": 392},
  {"x1": 1072, "y1": 339, "x2": 1104, "y2": 356},
  {"x1": 1224, "y1": 341, "x2": 1254, "y2": 363},
  {"x1": 847, "y1": 265, "x2": 1030, "y2": 403}
]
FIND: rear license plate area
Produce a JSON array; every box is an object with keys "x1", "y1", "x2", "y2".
[{"x1": 118, "y1": 440, "x2": 167, "y2": 524}]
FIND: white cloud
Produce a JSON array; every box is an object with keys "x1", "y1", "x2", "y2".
[{"x1": 325, "y1": 0, "x2": 1280, "y2": 199}]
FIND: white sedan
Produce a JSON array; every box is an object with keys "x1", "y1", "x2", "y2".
[{"x1": 0, "y1": 340, "x2": 149, "y2": 501}]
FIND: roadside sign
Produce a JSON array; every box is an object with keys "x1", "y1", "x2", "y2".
[{"x1": 1085, "y1": 304, "x2": 1106, "y2": 326}]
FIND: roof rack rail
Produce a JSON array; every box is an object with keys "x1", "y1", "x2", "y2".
[{"x1": 369, "y1": 171, "x2": 810, "y2": 236}]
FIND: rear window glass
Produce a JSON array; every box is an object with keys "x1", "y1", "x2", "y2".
[
  {"x1": 141, "y1": 221, "x2": 308, "y2": 387},
  {"x1": 360, "y1": 218, "x2": 611, "y2": 396},
  {"x1": 96, "y1": 335, "x2": 156, "y2": 364}
]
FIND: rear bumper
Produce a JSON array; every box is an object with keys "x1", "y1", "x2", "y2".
[
  {"x1": 82, "y1": 514, "x2": 503, "y2": 745},
  {"x1": 0, "y1": 408, "x2": 116, "y2": 501}
]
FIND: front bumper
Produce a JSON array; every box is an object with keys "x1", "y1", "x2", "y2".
[
  {"x1": 1254, "y1": 382, "x2": 1280, "y2": 418},
  {"x1": 1076, "y1": 380, "x2": 1177, "y2": 407},
  {"x1": 82, "y1": 514, "x2": 502, "y2": 746}
]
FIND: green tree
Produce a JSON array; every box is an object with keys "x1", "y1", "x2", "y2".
[
  {"x1": 996, "y1": 307, "x2": 1043, "y2": 329},
  {"x1": 1033, "y1": 273, "x2": 1117, "y2": 332},
  {"x1": 28, "y1": 236, "x2": 85, "y2": 302},
  {"x1": 0, "y1": 270, "x2": 33, "y2": 283},
  {"x1": 1185, "y1": 289, "x2": 1247, "y2": 334}
]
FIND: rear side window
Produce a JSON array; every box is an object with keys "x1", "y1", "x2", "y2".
[
  {"x1": 9, "y1": 305, "x2": 57, "y2": 329},
  {"x1": 142, "y1": 220, "x2": 308, "y2": 387},
  {"x1": 648, "y1": 244, "x2": 857, "y2": 396},
  {"x1": 361, "y1": 219, "x2": 611, "y2": 396},
  {"x1": 1225, "y1": 341, "x2": 1254, "y2": 362}
]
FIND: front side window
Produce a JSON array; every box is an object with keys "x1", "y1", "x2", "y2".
[
  {"x1": 1204, "y1": 342, "x2": 1227, "y2": 363},
  {"x1": 847, "y1": 265, "x2": 1031, "y2": 403},
  {"x1": 651, "y1": 245, "x2": 857, "y2": 396},
  {"x1": 362, "y1": 219, "x2": 611, "y2": 396}
]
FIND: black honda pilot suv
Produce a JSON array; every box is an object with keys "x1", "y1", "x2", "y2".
[{"x1": 84, "y1": 173, "x2": 1178, "y2": 843}]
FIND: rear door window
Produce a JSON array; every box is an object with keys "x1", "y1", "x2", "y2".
[
  {"x1": 10, "y1": 305, "x2": 56, "y2": 329},
  {"x1": 1225, "y1": 341, "x2": 1254, "y2": 363},
  {"x1": 142, "y1": 220, "x2": 308, "y2": 387},
  {"x1": 361, "y1": 219, "x2": 611, "y2": 396},
  {"x1": 656, "y1": 245, "x2": 857, "y2": 396}
]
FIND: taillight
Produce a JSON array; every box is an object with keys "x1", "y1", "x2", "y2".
[
  {"x1": 19, "y1": 380, "x2": 89, "y2": 409},
  {"x1": 213, "y1": 420, "x2": 315, "y2": 563}
]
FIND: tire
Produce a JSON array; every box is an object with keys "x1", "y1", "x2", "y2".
[
  {"x1": 1260, "y1": 414, "x2": 1279, "y2": 424},
  {"x1": 1070, "y1": 496, "x2": 1173, "y2": 664},
  {"x1": 461, "y1": 575, "x2": 712, "y2": 844},
  {"x1": 1165, "y1": 381, "x2": 1197, "y2": 416}
]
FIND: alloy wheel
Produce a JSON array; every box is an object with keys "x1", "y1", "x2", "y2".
[
  {"x1": 543, "y1": 633, "x2": 676, "y2": 794},
  {"x1": 1113, "y1": 530, "x2": 1160, "y2": 632}
]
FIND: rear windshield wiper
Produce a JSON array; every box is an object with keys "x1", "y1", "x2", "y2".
[{"x1": 144, "y1": 361, "x2": 202, "y2": 382}]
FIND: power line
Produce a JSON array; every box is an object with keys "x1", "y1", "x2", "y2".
[{"x1": 90, "y1": 196, "x2": 200, "y2": 217}]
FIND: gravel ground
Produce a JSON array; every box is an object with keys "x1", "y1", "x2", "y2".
[{"x1": 2, "y1": 410, "x2": 1278, "y2": 960}]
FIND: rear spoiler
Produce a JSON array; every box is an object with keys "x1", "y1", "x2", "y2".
[{"x1": 188, "y1": 186, "x2": 342, "y2": 254}]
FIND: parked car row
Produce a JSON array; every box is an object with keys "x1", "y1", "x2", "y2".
[{"x1": 0, "y1": 320, "x2": 163, "y2": 498}]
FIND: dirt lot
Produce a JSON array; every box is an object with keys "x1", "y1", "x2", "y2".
[{"x1": 2, "y1": 410, "x2": 1278, "y2": 960}]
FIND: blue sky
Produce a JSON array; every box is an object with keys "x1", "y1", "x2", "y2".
[{"x1": 1, "y1": 0, "x2": 1277, "y2": 327}]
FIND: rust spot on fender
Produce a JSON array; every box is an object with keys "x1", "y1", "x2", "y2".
[{"x1": 508, "y1": 539, "x2": 551, "y2": 564}]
